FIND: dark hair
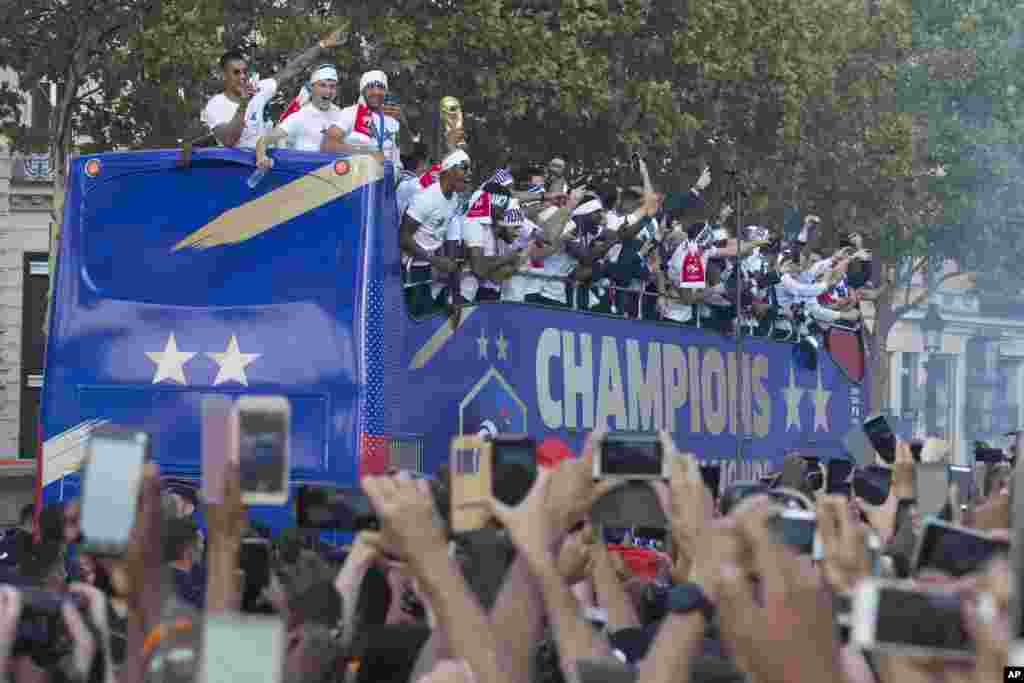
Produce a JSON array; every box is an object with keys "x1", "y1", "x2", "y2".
[
  {"x1": 19, "y1": 540, "x2": 64, "y2": 583},
  {"x1": 401, "y1": 142, "x2": 429, "y2": 170},
  {"x1": 162, "y1": 518, "x2": 199, "y2": 564},
  {"x1": 219, "y1": 51, "x2": 247, "y2": 70},
  {"x1": 38, "y1": 503, "x2": 66, "y2": 544},
  {"x1": 19, "y1": 503, "x2": 34, "y2": 526}
]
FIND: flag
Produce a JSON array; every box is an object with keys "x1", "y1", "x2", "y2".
[
  {"x1": 486, "y1": 168, "x2": 514, "y2": 188},
  {"x1": 278, "y1": 85, "x2": 310, "y2": 124}
]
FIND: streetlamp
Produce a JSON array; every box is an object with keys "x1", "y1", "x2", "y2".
[
  {"x1": 921, "y1": 303, "x2": 945, "y2": 353},
  {"x1": 920, "y1": 304, "x2": 945, "y2": 435}
]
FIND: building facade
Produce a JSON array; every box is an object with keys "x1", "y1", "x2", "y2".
[
  {"x1": 0, "y1": 149, "x2": 52, "y2": 522},
  {"x1": 886, "y1": 286, "x2": 1024, "y2": 465}
]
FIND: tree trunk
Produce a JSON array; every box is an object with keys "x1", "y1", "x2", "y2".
[{"x1": 867, "y1": 287, "x2": 896, "y2": 413}]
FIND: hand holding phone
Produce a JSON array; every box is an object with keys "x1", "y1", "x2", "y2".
[
  {"x1": 912, "y1": 519, "x2": 1008, "y2": 578},
  {"x1": 852, "y1": 580, "x2": 972, "y2": 659},
  {"x1": 233, "y1": 396, "x2": 290, "y2": 506},
  {"x1": 593, "y1": 432, "x2": 666, "y2": 480},
  {"x1": 80, "y1": 426, "x2": 150, "y2": 557},
  {"x1": 450, "y1": 436, "x2": 492, "y2": 533},
  {"x1": 863, "y1": 414, "x2": 896, "y2": 464}
]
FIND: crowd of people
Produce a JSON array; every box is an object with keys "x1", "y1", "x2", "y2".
[
  {"x1": 0, "y1": 34, "x2": 1008, "y2": 683},
  {"x1": 0, "y1": 432, "x2": 1015, "y2": 682},
  {"x1": 198, "y1": 32, "x2": 873, "y2": 352}
]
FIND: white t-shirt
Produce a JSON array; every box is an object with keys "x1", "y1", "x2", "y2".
[
  {"x1": 201, "y1": 79, "x2": 278, "y2": 148},
  {"x1": 660, "y1": 242, "x2": 723, "y2": 322},
  {"x1": 337, "y1": 104, "x2": 402, "y2": 169},
  {"x1": 406, "y1": 182, "x2": 461, "y2": 263},
  {"x1": 396, "y1": 174, "x2": 422, "y2": 218},
  {"x1": 278, "y1": 103, "x2": 347, "y2": 152},
  {"x1": 501, "y1": 221, "x2": 543, "y2": 302}
]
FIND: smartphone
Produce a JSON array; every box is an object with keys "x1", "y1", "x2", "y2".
[
  {"x1": 594, "y1": 432, "x2": 666, "y2": 480},
  {"x1": 80, "y1": 426, "x2": 150, "y2": 556},
  {"x1": 915, "y1": 462, "x2": 951, "y2": 518},
  {"x1": 240, "y1": 537, "x2": 272, "y2": 613},
  {"x1": 912, "y1": 518, "x2": 1009, "y2": 578},
  {"x1": 201, "y1": 613, "x2": 283, "y2": 683},
  {"x1": 202, "y1": 396, "x2": 233, "y2": 505},
  {"x1": 490, "y1": 434, "x2": 537, "y2": 506},
  {"x1": 450, "y1": 436, "x2": 492, "y2": 533},
  {"x1": 863, "y1": 414, "x2": 896, "y2": 464},
  {"x1": 827, "y1": 459, "x2": 855, "y2": 496},
  {"x1": 767, "y1": 509, "x2": 817, "y2": 555},
  {"x1": 852, "y1": 579, "x2": 972, "y2": 659},
  {"x1": 575, "y1": 658, "x2": 637, "y2": 683},
  {"x1": 295, "y1": 485, "x2": 378, "y2": 530},
  {"x1": 699, "y1": 464, "x2": 722, "y2": 500},
  {"x1": 853, "y1": 465, "x2": 892, "y2": 506},
  {"x1": 234, "y1": 396, "x2": 290, "y2": 506},
  {"x1": 949, "y1": 465, "x2": 975, "y2": 506}
]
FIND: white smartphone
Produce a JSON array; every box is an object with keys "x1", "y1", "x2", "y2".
[
  {"x1": 915, "y1": 462, "x2": 950, "y2": 518},
  {"x1": 233, "y1": 396, "x2": 290, "y2": 506},
  {"x1": 201, "y1": 613, "x2": 283, "y2": 683},
  {"x1": 80, "y1": 426, "x2": 150, "y2": 557},
  {"x1": 852, "y1": 579, "x2": 973, "y2": 659}
]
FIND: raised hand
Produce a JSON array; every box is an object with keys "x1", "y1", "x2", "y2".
[
  {"x1": 361, "y1": 476, "x2": 448, "y2": 571},
  {"x1": 716, "y1": 499, "x2": 841, "y2": 683},
  {"x1": 817, "y1": 494, "x2": 871, "y2": 593},
  {"x1": 320, "y1": 26, "x2": 347, "y2": 49},
  {"x1": 694, "y1": 166, "x2": 712, "y2": 191}
]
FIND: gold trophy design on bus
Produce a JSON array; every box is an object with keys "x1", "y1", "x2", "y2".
[{"x1": 440, "y1": 96, "x2": 467, "y2": 153}]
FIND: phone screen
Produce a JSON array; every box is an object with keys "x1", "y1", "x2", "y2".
[
  {"x1": 81, "y1": 433, "x2": 147, "y2": 552},
  {"x1": 768, "y1": 514, "x2": 816, "y2": 554},
  {"x1": 854, "y1": 466, "x2": 892, "y2": 506},
  {"x1": 863, "y1": 415, "x2": 896, "y2": 463},
  {"x1": 949, "y1": 466, "x2": 975, "y2": 505},
  {"x1": 874, "y1": 587, "x2": 971, "y2": 654},
  {"x1": 915, "y1": 522, "x2": 1009, "y2": 577},
  {"x1": 491, "y1": 438, "x2": 536, "y2": 506},
  {"x1": 827, "y1": 460, "x2": 855, "y2": 495},
  {"x1": 201, "y1": 614, "x2": 283, "y2": 683},
  {"x1": 601, "y1": 436, "x2": 663, "y2": 477},
  {"x1": 239, "y1": 410, "x2": 288, "y2": 500},
  {"x1": 240, "y1": 539, "x2": 271, "y2": 613},
  {"x1": 700, "y1": 464, "x2": 722, "y2": 499},
  {"x1": 915, "y1": 464, "x2": 950, "y2": 518}
]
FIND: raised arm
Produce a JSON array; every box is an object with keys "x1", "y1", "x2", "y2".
[
  {"x1": 255, "y1": 127, "x2": 290, "y2": 169},
  {"x1": 212, "y1": 92, "x2": 253, "y2": 148},
  {"x1": 274, "y1": 26, "x2": 346, "y2": 86}
]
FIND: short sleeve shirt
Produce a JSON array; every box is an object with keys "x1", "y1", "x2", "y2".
[
  {"x1": 201, "y1": 78, "x2": 279, "y2": 148},
  {"x1": 337, "y1": 104, "x2": 402, "y2": 169},
  {"x1": 278, "y1": 103, "x2": 347, "y2": 152},
  {"x1": 407, "y1": 182, "x2": 461, "y2": 259}
]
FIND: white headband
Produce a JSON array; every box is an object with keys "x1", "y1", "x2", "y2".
[
  {"x1": 310, "y1": 65, "x2": 338, "y2": 84},
  {"x1": 572, "y1": 199, "x2": 603, "y2": 217},
  {"x1": 359, "y1": 70, "x2": 388, "y2": 92},
  {"x1": 441, "y1": 150, "x2": 471, "y2": 172}
]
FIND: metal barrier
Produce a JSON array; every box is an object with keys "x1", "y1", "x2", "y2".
[{"x1": 399, "y1": 266, "x2": 856, "y2": 343}]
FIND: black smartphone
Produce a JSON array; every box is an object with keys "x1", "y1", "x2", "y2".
[
  {"x1": 853, "y1": 465, "x2": 892, "y2": 506},
  {"x1": 852, "y1": 580, "x2": 972, "y2": 659},
  {"x1": 767, "y1": 510, "x2": 817, "y2": 555},
  {"x1": 575, "y1": 658, "x2": 637, "y2": 683},
  {"x1": 863, "y1": 414, "x2": 896, "y2": 464},
  {"x1": 699, "y1": 464, "x2": 722, "y2": 500},
  {"x1": 295, "y1": 485, "x2": 378, "y2": 531},
  {"x1": 490, "y1": 434, "x2": 537, "y2": 506},
  {"x1": 594, "y1": 432, "x2": 666, "y2": 479},
  {"x1": 240, "y1": 537, "x2": 272, "y2": 613},
  {"x1": 827, "y1": 459, "x2": 856, "y2": 496},
  {"x1": 912, "y1": 519, "x2": 1009, "y2": 578}
]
